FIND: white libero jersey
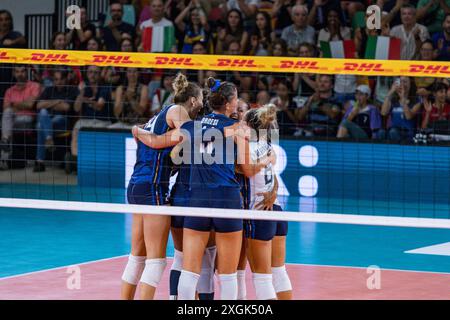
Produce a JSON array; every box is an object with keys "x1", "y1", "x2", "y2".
[{"x1": 249, "y1": 139, "x2": 279, "y2": 210}]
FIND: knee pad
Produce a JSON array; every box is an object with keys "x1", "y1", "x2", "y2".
[
  {"x1": 218, "y1": 273, "x2": 238, "y2": 300},
  {"x1": 140, "y1": 258, "x2": 167, "y2": 287},
  {"x1": 252, "y1": 273, "x2": 277, "y2": 300},
  {"x1": 121, "y1": 254, "x2": 146, "y2": 285},
  {"x1": 178, "y1": 270, "x2": 200, "y2": 300},
  {"x1": 170, "y1": 249, "x2": 183, "y2": 272},
  {"x1": 237, "y1": 270, "x2": 247, "y2": 300},
  {"x1": 272, "y1": 265, "x2": 292, "y2": 293}
]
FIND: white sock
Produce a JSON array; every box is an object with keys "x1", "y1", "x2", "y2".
[
  {"x1": 171, "y1": 249, "x2": 183, "y2": 272},
  {"x1": 237, "y1": 270, "x2": 247, "y2": 300},
  {"x1": 178, "y1": 270, "x2": 200, "y2": 300},
  {"x1": 218, "y1": 273, "x2": 238, "y2": 300}
]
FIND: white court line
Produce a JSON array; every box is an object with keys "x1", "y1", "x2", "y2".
[
  {"x1": 1, "y1": 197, "x2": 450, "y2": 229},
  {"x1": 405, "y1": 242, "x2": 450, "y2": 257},
  {"x1": 1, "y1": 255, "x2": 450, "y2": 281}
]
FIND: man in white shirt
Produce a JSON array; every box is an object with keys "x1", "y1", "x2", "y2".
[
  {"x1": 139, "y1": 0, "x2": 173, "y2": 29},
  {"x1": 390, "y1": 4, "x2": 430, "y2": 60}
]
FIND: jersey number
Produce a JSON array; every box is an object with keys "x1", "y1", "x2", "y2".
[{"x1": 199, "y1": 142, "x2": 213, "y2": 154}]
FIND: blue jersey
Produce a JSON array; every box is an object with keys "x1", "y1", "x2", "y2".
[
  {"x1": 130, "y1": 104, "x2": 174, "y2": 186},
  {"x1": 179, "y1": 113, "x2": 239, "y2": 189}
]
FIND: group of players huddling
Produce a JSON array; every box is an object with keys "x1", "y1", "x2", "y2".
[{"x1": 121, "y1": 73, "x2": 292, "y2": 300}]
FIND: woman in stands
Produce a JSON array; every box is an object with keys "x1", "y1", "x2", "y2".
[
  {"x1": 243, "y1": 103, "x2": 292, "y2": 300},
  {"x1": 121, "y1": 73, "x2": 203, "y2": 300}
]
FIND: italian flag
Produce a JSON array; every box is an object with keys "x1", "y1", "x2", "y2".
[
  {"x1": 142, "y1": 26, "x2": 175, "y2": 52},
  {"x1": 364, "y1": 36, "x2": 401, "y2": 60},
  {"x1": 320, "y1": 40, "x2": 356, "y2": 59}
]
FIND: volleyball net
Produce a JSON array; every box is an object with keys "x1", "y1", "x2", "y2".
[{"x1": 0, "y1": 48, "x2": 450, "y2": 226}]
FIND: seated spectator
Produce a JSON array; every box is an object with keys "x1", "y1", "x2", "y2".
[
  {"x1": 221, "y1": 0, "x2": 259, "y2": 28},
  {"x1": 271, "y1": 0, "x2": 295, "y2": 37},
  {"x1": 101, "y1": 2, "x2": 135, "y2": 51},
  {"x1": 317, "y1": 8, "x2": 351, "y2": 44},
  {"x1": 69, "y1": 66, "x2": 112, "y2": 164},
  {"x1": 109, "y1": 68, "x2": 149, "y2": 129},
  {"x1": 151, "y1": 71, "x2": 175, "y2": 115},
  {"x1": 340, "y1": 1, "x2": 365, "y2": 21},
  {"x1": 175, "y1": 0, "x2": 210, "y2": 54},
  {"x1": 104, "y1": 0, "x2": 136, "y2": 27},
  {"x1": 249, "y1": 11, "x2": 275, "y2": 56},
  {"x1": 281, "y1": 5, "x2": 316, "y2": 56},
  {"x1": 297, "y1": 74, "x2": 341, "y2": 137},
  {"x1": 139, "y1": 0, "x2": 175, "y2": 52},
  {"x1": 215, "y1": 9, "x2": 249, "y2": 55},
  {"x1": 307, "y1": 0, "x2": 344, "y2": 31},
  {"x1": 390, "y1": 4, "x2": 430, "y2": 60},
  {"x1": 271, "y1": 38, "x2": 288, "y2": 56},
  {"x1": 86, "y1": 37, "x2": 103, "y2": 51},
  {"x1": 0, "y1": 10, "x2": 27, "y2": 106},
  {"x1": 421, "y1": 82, "x2": 450, "y2": 135},
  {"x1": 293, "y1": 42, "x2": 317, "y2": 98},
  {"x1": 432, "y1": 13, "x2": 450, "y2": 61},
  {"x1": 1, "y1": 65, "x2": 41, "y2": 165},
  {"x1": 416, "y1": 0, "x2": 450, "y2": 34},
  {"x1": 256, "y1": 90, "x2": 271, "y2": 107},
  {"x1": 34, "y1": 71, "x2": 78, "y2": 172},
  {"x1": 270, "y1": 78, "x2": 299, "y2": 136},
  {"x1": 414, "y1": 40, "x2": 437, "y2": 102},
  {"x1": 337, "y1": 85, "x2": 382, "y2": 140},
  {"x1": 65, "y1": 6, "x2": 96, "y2": 50},
  {"x1": 381, "y1": 77, "x2": 422, "y2": 142},
  {"x1": 101, "y1": 38, "x2": 134, "y2": 88}
]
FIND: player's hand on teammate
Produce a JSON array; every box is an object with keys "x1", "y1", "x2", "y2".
[{"x1": 255, "y1": 175, "x2": 279, "y2": 211}]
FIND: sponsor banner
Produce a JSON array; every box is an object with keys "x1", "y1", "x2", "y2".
[{"x1": 1, "y1": 48, "x2": 450, "y2": 77}]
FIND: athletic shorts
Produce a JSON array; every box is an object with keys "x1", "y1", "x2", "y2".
[
  {"x1": 183, "y1": 187, "x2": 243, "y2": 233},
  {"x1": 127, "y1": 182, "x2": 168, "y2": 205},
  {"x1": 170, "y1": 183, "x2": 190, "y2": 229},
  {"x1": 244, "y1": 204, "x2": 288, "y2": 241}
]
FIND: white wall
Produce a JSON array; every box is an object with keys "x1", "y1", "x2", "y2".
[{"x1": 2, "y1": 0, "x2": 55, "y2": 34}]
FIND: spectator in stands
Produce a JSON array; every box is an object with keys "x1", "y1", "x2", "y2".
[
  {"x1": 297, "y1": 74, "x2": 341, "y2": 137},
  {"x1": 109, "y1": 68, "x2": 149, "y2": 129},
  {"x1": 317, "y1": 9, "x2": 351, "y2": 44},
  {"x1": 65, "y1": 6, "x2": 96, "y2": 50},
  {"x1": 381, "y1": 76, "x2": 422, "y2": 142},
  {"x1": 221, "y1": 0, "x2": 259, "y2": 28},
  {"x1": 390, "y1": 4, "x2": 430, "y2": 60},
  {"x1": 256, "y1": 90, "x2": 271, "y2": 107},
  {"x1": 101, "y1": 2, "x2": 135, "y2": 51},
  {"x1": 281, "y1": 5, "x2": 316, "y2": 56},
  {"x1": 104, "y1": 0, "x2": 137, "y2": 27},
  {"x1": 34, "y1": 71, "x2": 78, "y2": 172},
  {"x1": 139, "y1": 0, "x2": 175, "y2": 52},
  {"x1": 270, "y1": 78, "x2": 299, "y2": 136},
  {"x1": 293, "y1": 42, "x2": 317, "y2": 98},
  {"x1": 421, "y1": 82, "x2": 450, "y2": 134},
  {"x1": 69, "y1": 66, "x2": 112, "y2": 166},
  {"x1": 151, "y1": 70, "x2": 175, "y2": 115},
  {"x1": 101, "y1": 38, "x2": 134, "y2": 87},
  {"x1": 307, "y1": 0, "x2": 344, "y2": 31},
  {"x1": 175, "y1": 0, "x2": 210, "y2": 54},
  {"x1": 416, "y1": 0, "x2": 450, "y2": 34},
  {"x1": 215, "y1": 9, "x2": 249, "y2": 55},
  {"x1": 414, "y1": 40, "x2": 437, "y2": 102},
  {"x1": 86, "y1": 37, "x2": 103, "y2": 51},
  {"x1": 337, "y1": 85, "x2": 382, "y2": 140},
  {"x1": 340, "y1": 1, "x2": 366, "y2": 21},
  {"x1": 271, "y1": 0, "x2": 296, "y2": 37},
  {"x1": 432, "y1": 13, "x2": 450, "y2": 61},
  {"x1": 0, "y1": 10, "x2": 26, "y2": 48},
  {"x1": 271, "y1": 38, "x2": 288, "y2": 56},
  {"x1": 1, "y1": 65, "x2": 41, "y2": 164},
  {"x1": 0, "y1": 10, "x2": 27, "y2": 107},
  {"x1": 249, "y1": 11, "x2": 275, "y2": 56}
]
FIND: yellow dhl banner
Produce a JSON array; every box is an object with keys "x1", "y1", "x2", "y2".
[{"x1": 1, "y1": 48, "x2": 450, "y2": 78}]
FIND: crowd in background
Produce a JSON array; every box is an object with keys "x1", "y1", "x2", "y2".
[{"x1": 0, "y1": 0, "x2": 450, "y2": 172}]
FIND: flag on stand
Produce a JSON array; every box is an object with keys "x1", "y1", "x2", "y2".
[
  {"x1": 320, "y1": 40, "x2": 356, "y2": 59},
  {"x1": 364, "y1": 36, "x2": 401, "y2": 60},
  {"x1": 142, "y1": 26, "x2": 175, "y2": 52}
]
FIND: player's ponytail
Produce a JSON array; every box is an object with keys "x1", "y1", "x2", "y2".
[
  {"x1": 207, "y1": 77, "x2": 237, "y2": 111},
  {"x1": 172, "y1": 72, "x2": 201, "y2": 104},
  {"x1": 257, "y1": 103, "x2": 278, "y2": 130}
]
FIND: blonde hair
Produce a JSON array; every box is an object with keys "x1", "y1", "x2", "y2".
[
  {"x1": 256, "y1": 103, "x2": 277, "y2": 130},
  {"x1": 172, "y1": 72, "x2": 201, "y2": 104}
]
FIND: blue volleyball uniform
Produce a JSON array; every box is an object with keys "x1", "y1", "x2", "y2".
[
  {"x1": 127, "y1": 104, "x2": 174, "y2": 206},
  {"x1": 181, "y1": 113, "x2": 243, "y2": 233},
  {"x1": 244, "y1": 204, "x2": 288, "y2": 241}
]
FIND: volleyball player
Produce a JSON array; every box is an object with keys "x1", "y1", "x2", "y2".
[
  {"x1": 121, "y1": 73, "x2": 203, "y2": 300},
  {"x1": 243, "y1": 104, "x2": 292, "y2": 300}
]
